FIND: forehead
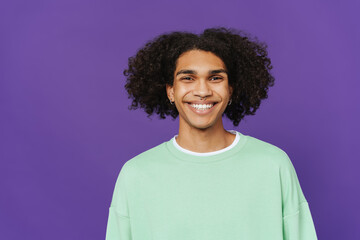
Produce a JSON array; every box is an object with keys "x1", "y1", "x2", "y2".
[{"x1": 175, "y1": 50, "x2": 226, "y2": 71}]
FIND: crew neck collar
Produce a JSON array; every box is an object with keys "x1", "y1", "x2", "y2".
[
  {"x1": 165, "y1": 130, "x2": 248, "y2": 164},
  {"x1": 172, "y1": 129, "x2": 239, "y2": 156}
]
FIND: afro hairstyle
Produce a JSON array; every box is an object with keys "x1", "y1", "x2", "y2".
[{"x1": 124, "y1": 27, "x2": 275, "y2": 126}]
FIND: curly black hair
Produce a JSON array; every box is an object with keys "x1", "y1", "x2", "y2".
[{"x1": 124, "y1": 27, "x2": 274, "y2": 126}]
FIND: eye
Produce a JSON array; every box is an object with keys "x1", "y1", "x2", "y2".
[
  {"x1": 210, "y1": 76, "x2": 223, "y2": 81},
  {"x1": 181, "y1": 76, "x2": 193, "y2": 81}
]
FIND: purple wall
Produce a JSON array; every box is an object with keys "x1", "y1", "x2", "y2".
[{"x1": 1, "y1": 0, "x2": 359, "y2": 239}]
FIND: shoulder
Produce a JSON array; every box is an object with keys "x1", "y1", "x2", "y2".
[
  {"x1": 119, "y1": 141, "x2": 168, "y2": 175},
  {"x1": 244, "y1": 134, "x2": 294, "y2": 170},
  {"x1": 244, "y1": 134, "x2": 304, "y2": 198}
]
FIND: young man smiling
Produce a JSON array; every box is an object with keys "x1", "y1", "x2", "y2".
[
  {"x1": 168, "y1": 49, "x2": 235, "y2": 153},
  {"x1": 105, "y1": 27, "x2": 318, "y2": 240}
]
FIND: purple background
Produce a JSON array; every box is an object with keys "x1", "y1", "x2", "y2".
[{"x1": 1, "y1": 0, "x2": 359, "y2": 239}]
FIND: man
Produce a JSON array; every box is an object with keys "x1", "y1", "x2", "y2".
[{"x1": 106, "y1": 27, "x2": 318, "y2": 239}]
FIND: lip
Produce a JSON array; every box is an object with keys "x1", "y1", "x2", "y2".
[
  {"x1": 187, "y1": 101, "x2": 217, "y2": 104},
  {"x1": 186, "y1": 102, "x2": 218, "y2": 115}
]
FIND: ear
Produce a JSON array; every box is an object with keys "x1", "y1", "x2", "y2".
[
  {"x1": 166, "y1": 84, "x2": 174, "y2": 101},
  {"x1": 229, "y1": 85, "x2": 233, "y2": 98}
]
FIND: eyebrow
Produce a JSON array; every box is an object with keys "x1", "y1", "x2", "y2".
[{"x1": 175, "y1": 69, "x2": 228, "y2": 76}]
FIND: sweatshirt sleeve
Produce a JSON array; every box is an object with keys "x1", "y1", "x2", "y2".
[
  {"x1": 279, "y1": 151, "x2": 318, "y2": 240},
  {"x1": 105, "y1": 163, "x2": 132, "y2": 240}
]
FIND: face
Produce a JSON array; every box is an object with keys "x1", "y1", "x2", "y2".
[{"x1": 166, "y1": 49, "x2": 233, "y2": 131}]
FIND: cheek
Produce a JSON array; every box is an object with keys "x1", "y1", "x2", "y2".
[
  {"x1": 215, "y1": 85, "x2": 230, "y2": 96},
  {"x1": 174, "y1": 85, "x2": 191, "y2": 98}
]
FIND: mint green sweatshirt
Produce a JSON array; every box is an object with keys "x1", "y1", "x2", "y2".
[{"x1": 106, "y1": 130, "x2": 317, "y2": 239}]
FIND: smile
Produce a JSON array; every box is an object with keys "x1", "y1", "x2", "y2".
[{"x1": 186, "y1": 102, "x2": 218, "y2": 115}]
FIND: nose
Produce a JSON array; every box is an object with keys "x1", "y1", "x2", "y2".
[{"x1": 192, "y1": 79, "x2": 212, "y2": 98}]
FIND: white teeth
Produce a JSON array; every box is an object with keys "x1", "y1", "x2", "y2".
[{"x1": 190, "y1": 104, "x2": 214, "y2": 110}]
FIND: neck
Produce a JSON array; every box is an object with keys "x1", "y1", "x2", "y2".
[{"x1": 176, "y1": 119, "x2": 236, "y2": 153}]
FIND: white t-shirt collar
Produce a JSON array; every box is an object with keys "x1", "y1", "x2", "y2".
[{"x1": 171, "y1": 130, "x2": 240, "y2": 156}]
